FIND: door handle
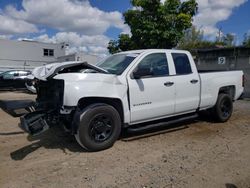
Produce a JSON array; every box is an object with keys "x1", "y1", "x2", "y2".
[
  {"x1": 164, "y1": 82, "x2": 174, "y2": 87},
  {"x1": 190, "y1": 79, "x2": 199, "y2": 84}
]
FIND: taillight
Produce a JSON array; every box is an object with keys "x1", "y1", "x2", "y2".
[{"x1": 242, "y1": 74, "x2": 245, "y2": 87}]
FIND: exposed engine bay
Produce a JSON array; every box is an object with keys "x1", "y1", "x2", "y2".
[{"x1": 0, "y1": 62, "x2": 102, "y2": 136}]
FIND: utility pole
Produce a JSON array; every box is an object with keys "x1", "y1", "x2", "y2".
[{"x1": 218, "y1": 27, "x2": 222, "y2": 42}]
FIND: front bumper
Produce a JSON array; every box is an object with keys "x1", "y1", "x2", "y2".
[
  {"x1": 0, "y1": 100, "x2": 35, "y2": 117},
  {"x1": 0, "y1": 100, "x2": 49, "y2": 135},
  {"x1": 0, "y1": 79, "x2": 64, "y2": 136},
  {"x1": 20, "y1": 111, "x2": 50, "y2": 135}
]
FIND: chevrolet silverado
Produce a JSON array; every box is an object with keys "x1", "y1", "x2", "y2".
[{"x1": 0, "y1": 49, "x2": 244, "y2": 151}]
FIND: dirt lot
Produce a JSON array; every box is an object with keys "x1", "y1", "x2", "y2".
[{"x1": 0, "y1": 91, "x2": 250, "y2": 188}]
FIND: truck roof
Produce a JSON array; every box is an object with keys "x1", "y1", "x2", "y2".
[{"x1": 117, "y1": 49, "x2": 189, "y2": 55}]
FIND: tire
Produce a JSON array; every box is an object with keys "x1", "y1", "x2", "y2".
[
  {"x1": 212, "y1": 94, "x2": 233, "y2": 122},
  {"x1": 75, "y1": 103, "x2": 121, "y2": 151}
]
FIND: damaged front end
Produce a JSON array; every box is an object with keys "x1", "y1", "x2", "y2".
[
  {"x1": 23, "y1": 79, "x2": 64, "y2": 135},
  {"x1": 0, "y1": 61, "x2": 106, "y2": 136},
  {"x1": 0, "y1": 79, "x2": 64, "y2": 136}
]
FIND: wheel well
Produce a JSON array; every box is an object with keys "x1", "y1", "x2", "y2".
[
  {"x1": 77, "y1": 97, "x2": 124, "y2": 122},
  {"x1": 218, "y1": 86, "x2": 235, "y2": 100}
]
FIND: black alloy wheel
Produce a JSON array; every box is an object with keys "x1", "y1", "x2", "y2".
[
  {"x1": 89, "y1": 114, "x2": 114, "y2": 142},
  {"x1": 213, "y1": 94, "x2": 233, "y2": 122},
  {"x1": 75, "y1": 103, "x2": 121, "y2": 151}
]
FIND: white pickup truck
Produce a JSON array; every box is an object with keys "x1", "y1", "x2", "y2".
[{"x1": 0, "y1": 49, "x2": 244, "y2": 151}]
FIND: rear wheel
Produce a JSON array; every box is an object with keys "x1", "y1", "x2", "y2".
[
  {"x1": 75, "y1": 103, "x2": 121, "y2": 151},
  {"x1": 212, "y1": 94, "x2": 233, "y2": 122}
]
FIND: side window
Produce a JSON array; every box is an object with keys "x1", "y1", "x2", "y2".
[
  {"x1": 136, "y1": 53, "x2": 169, "y2": 77},
  {"x1": 19, "y1": 71, "x2": 30, "y2": 76},
  {"x1": 3, "y1": 71, "x2": 15, "y2": 79},
  {"x1": 172, "y1": 53, "x2": 192, "y2": 75}
]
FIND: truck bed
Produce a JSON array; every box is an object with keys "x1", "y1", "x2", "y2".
[{"x1": 198, "y1": 70, "x2": 244, "y2": 110}]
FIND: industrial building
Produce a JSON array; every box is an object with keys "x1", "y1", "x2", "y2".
[
  {"x1": 57, "y1": 52, "x2": 101, "y2": 65},
  {"x1": 0, "y1": 39, "x2": 100, "y2": 71}
]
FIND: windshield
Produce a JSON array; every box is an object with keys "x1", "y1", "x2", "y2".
[{"x1": 96, "y1": 53, "x2": 139, "y2": 75}]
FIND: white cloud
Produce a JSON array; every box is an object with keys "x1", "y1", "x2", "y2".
[
  {"x1": 2, "y1": 0, "x2": 248, "y2": 55},
  {"x1": 0, "y1": 34, "x2": 13, "y2": 39},
  {"x1": 193, "y1": 0, "x2": 248, "y2": 37},
  {"x1": 0, "y1": 0, "x2": 131, "y2": 56},
  {"x1": 5, "y1": 0, "x2": 129, "y2": 35},
  {"x1": 0, "y1": 14, "x2": 38, "y2": 34},
  {"x1": 18, "y1": 32, "x2": 110, "y2": 57}
]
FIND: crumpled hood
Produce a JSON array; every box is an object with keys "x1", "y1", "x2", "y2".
[
  {"x1": 53, "y1": 72, "x2": 123, "y2": 85},
  {"x1": 32, "y1": 61, "x2": 107, "y2": 81}
]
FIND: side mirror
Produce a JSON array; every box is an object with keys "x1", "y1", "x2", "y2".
[{"x1": 133, "y1": 67, "x2": 152, "y2": 79}]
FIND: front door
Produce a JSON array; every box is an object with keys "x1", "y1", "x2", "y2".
[{"x1": 127, "y1": 53, "x2": 176, "y2": 123}]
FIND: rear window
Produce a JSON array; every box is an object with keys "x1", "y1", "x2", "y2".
[{"x1": 172, "y1": 53, "x2": 192, "y2": 75}]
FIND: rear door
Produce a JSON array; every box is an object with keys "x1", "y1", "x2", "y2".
[
  {"x1": 127, "y1": 52, "x2": 176, "y2": 123},
  {"x1": 170, "y1": 52, "x2": 200, "y2": 113}
]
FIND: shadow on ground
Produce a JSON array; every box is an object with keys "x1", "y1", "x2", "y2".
[
  {"x1": 9, "y1": 119, "x2": 202, "y2": 160},
  {"x1": 225, "y1": 183, "x2": 238, "y2": 188},
  {"x1": 0, "y1": 131, "x2": 25, "y2": 136},
  {"x1": 10, "y1": 126, "x2": 84, "y2": 160}
]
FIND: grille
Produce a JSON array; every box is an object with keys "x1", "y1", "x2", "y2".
[{"x1": 36, "y1": 79, "x2": 64, "y2": 110}]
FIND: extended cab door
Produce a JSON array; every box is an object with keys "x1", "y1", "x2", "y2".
[
  {"x1": 170, "y1": 52, "x2": 200, "y2": 113},
  {"x1": 127, "y1": 52, "x2": 176, "y2": 123}
]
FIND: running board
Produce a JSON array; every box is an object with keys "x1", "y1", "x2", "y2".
[{"x1": 127, "y1": 114, "x2": 198, "y2": 133}]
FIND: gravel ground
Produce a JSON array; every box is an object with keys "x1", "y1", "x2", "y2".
[{"x1": 0, "y1": 91, "x2": 250, "y2": 188}]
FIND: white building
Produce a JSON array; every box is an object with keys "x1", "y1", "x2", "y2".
[
  {"x1": 57, "y1": 52, "x2": 102, "y2": 65},
  {"x1": 0, "y1": 39, "x2": 66, "y2": 71}
]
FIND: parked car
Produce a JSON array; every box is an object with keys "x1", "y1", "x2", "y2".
[
  {"x1": 0, "y1": 70, "x2": 32, "y2": 90},
  {"x1": 0, "y1": 49, "x2": 244, "y2": 151}
]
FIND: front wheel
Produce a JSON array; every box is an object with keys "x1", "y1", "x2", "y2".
[
  {"x1": 75, "y1": 103, "x2": 121, "y2": 151},
  {"x1": 212, "y1": 94, "x2": 233, "y2": 122}
]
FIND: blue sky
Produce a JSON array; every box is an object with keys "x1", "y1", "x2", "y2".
[
  {"x1": 91, "y1": 0, "x2": 250, "y2": 42},
  {"x1": 0, "y1": 0, "x2": 249, "y2": 56},
  {"x1": 218, "y1": 1, "x2": 250, "y2": 42}
]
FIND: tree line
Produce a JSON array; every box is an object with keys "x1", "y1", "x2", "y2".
[
  {"x1": 177, "y1": 26, "x2": 250, "y2": 50},
  {"x1": 177, "y1": 26, "x2": 250, "y2": 51},
  {"x1": 108, "y1": 0, "x2": 250, "y2": 54}
]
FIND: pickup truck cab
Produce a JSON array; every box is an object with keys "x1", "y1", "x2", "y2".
[{"x1": 0, "y1": 49, "x2": 244, "y2": 151}]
